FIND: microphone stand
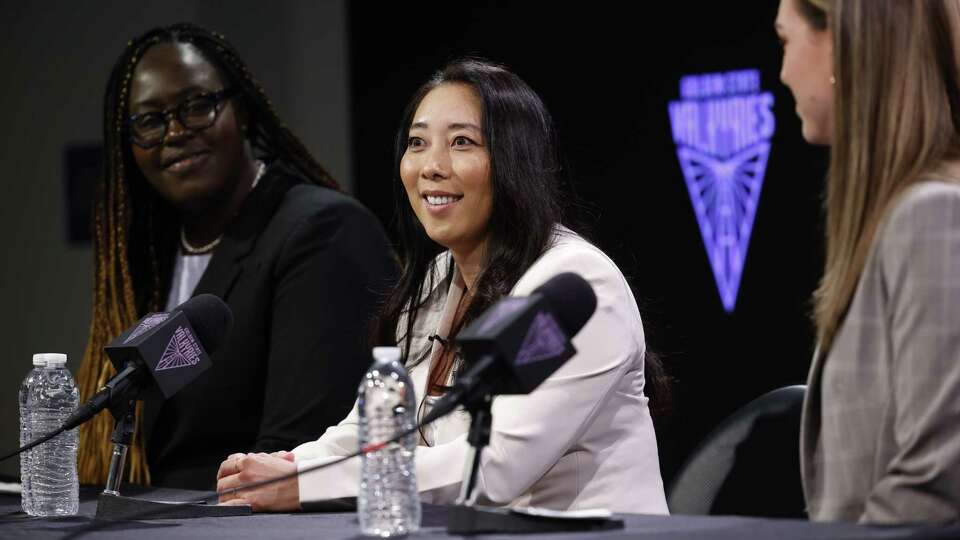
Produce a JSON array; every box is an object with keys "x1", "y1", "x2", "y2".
[
  {"x1": 94, "y1": 375, "x2": 252, "y2": 520},
  {"x1": 103, "y1": 401, "x2": 136, "y2": 496},
  {"x1": 455, "y1": 393, "x2": 492, "y2": 507}
]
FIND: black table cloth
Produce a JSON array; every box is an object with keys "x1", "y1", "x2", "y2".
[{"x1": 2, "y1": 486, "x2": 958, "y2": 539}]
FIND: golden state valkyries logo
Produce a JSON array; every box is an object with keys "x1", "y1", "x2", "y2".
[
  {"x1": 156, "y1": 326, "x2": 203, "y2": 371},
  {"x1": 668, "y1": 69, "x2": 775, "y2": 312}
]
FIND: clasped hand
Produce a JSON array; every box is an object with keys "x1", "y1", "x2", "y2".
[{"x1": 216, "y1": 451, "x2": 301, "y2": 512}]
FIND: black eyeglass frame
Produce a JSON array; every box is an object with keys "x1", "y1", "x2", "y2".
[{"x1": 127, "y1": 88, "x2": 236, "y2": 149}]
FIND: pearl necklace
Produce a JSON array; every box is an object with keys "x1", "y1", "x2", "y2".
[{"x1": 180, "y1": 160, "x2": 266, "y2": 255}]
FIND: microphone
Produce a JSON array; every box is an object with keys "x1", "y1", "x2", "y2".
[
  {"x1": 62, "y1": 294, "x2": 233, "y2": 430},
  {"x1": 422, "y1": 272, "x2": 597, "y2": 424}
]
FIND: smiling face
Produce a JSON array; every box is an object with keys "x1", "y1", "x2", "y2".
[
  {"x1": 400, "y1": 83, "x2": 493, "y2": 256},
  {"x1": 128, "y1": 41, "x2": 251, "y2": 213},
  {"x1": 776, "y1": 0, "x2": 835, "y2": 145}
]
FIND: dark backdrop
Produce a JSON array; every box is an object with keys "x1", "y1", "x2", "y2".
[{"x1": 347, "y1": 1, "x2": 829, "y2": 482}]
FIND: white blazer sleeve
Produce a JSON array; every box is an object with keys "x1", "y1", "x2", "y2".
[{"x1": 471, "y1": 242, "x2": 645, "y2": 503}]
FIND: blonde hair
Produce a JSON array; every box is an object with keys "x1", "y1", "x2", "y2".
[{"x1": 815, "y1": 0, "x2": 960, "y2": 349}]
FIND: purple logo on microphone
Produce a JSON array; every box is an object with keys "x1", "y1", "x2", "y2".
[
  {"x1": 668, "y1": 69, "x2": 775, "y2": 312},
  {"x1": 515, "y1": 312, "x2": 567, "y2": 366},
  {"x1": 124, "y1": 313, "x2": 170, "y2": 344},
  {"x1": 155, "y1": 326, "x2": 203, "y2": 371}
]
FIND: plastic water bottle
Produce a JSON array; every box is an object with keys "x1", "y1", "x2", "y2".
[
  {"x1": 28, "y1": 353, "x2": 79, "y2": 516},
  {"x1": 19, "y1": 354, "x2": 48, "y2": 514},
  {"x1": 358, "y1": 346, "x2": 420, "y2": 537}
]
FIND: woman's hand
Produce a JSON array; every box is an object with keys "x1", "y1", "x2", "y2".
[{"x1": 216, "y1": 451, "x2": 301, "y2": 512}]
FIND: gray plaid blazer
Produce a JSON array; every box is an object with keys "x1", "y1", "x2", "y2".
[{"x1": 801, "y1": 180, "x2": 960, "y2": 524}]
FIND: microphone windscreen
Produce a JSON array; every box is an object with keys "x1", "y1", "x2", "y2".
[
  {"x1": 173, "y1": 294, "x2": 234, "y2": 354},
  {"x1": 533, "y1": 272, "x2": 597, "y2": 337}
]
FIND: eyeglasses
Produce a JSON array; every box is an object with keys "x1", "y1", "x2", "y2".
[{"x1": 127, "y1": 88, "x2": 235, "y2": 149}]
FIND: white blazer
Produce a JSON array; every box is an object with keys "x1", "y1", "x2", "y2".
[{"x1": 292, "y1": 228, "x2": 668, "y2": 514}]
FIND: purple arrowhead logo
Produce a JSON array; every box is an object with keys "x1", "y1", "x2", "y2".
[
  {"x1": 155, "y1": 326, "x2": 202, "y2": 371},
  {"x1": 668, "y1": 69, "x2": 775, "y2": 312},
  {"x1": 515, "y1": 312, "x2": 567, "y2": 366},
  {"x1": 124, "y1": 313, "x2": 170, "y2": 344}
]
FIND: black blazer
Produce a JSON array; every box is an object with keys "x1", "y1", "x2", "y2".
[{"x1": 143, "y1": 164, "x2": 396, "y2": 489}]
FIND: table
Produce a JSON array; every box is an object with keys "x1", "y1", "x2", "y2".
[{"x1": 2, "y1": 486, "x2": 958, "y2": 539}]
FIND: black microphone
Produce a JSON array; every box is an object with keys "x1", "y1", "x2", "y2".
[
  {"x1": 421, "y1": 272, "x2": 597, "y2": 424},
  {"x1": 62, "y1": 294, "x2": 233, "y2": 430}
]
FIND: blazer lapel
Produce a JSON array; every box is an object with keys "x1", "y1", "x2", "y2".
[{"x1": 193, "y1": 165, "x2": 301, "y2": 299}]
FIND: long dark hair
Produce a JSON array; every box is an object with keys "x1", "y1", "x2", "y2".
[
  {"x1": 78, "y1": 22, "x2": 339, "y2": 485},
  {"x1": 374, "y1": 58, "x2": 564, "y2": 374}
]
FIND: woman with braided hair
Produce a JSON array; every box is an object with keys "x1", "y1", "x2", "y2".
[{"x1": 78, "y1": 22, "x2": 396, "y2": 489}]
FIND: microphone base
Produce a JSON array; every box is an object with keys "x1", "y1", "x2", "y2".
[
  {"x1": 446, "y1": 504, "x2": 623, "y2": 535},
  {"x1": 95, "y1": 492, "x2": 252, "y2": 521}
]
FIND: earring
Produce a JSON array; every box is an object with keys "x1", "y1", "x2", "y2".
[{"x1": 829, "y1": 75, "x2": 836, "y2": 85}]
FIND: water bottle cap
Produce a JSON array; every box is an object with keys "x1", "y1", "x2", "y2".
[
  {"x1": 34, "y1": 353, "x2": 66, "y2": 366},
  {"x1": 372, "y1": 346, "x2": 401, "y2": 363}
]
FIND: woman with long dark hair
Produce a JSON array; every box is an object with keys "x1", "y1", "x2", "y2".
[
  {"x1": 777, "y1": 0, "x2": 960, "y2": 523},
  {"x1": 77, "y1": 23, "x2": 396, "y2": 489},
  {"x1": 217, "y1": 58, "x2": 668, "y2": 514}
]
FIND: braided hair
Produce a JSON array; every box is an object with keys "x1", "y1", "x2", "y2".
[{"x1": 77, "y1": 22, "x2": 339, "y2": 485}]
